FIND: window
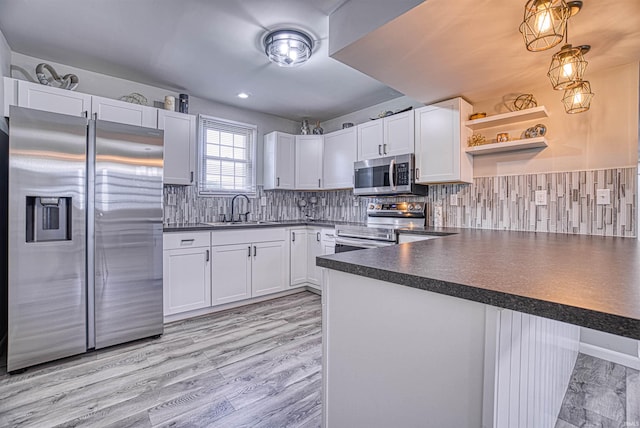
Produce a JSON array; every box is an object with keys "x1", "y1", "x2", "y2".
[{"x1": 198, "y1": 115, "x2": 257, "y2": 196}]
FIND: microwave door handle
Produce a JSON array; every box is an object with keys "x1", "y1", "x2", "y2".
[{"x1": 389, "y1": 159, "x2": 396, "y2": 190}]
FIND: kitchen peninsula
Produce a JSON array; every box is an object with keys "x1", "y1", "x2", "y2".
[{"x1": 317, "y1": 229, "x2": 640, "y2": 427}]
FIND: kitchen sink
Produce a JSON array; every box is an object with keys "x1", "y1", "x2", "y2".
[{"x1": 202, "y1": 220, "x2": 281, "y2": 227}]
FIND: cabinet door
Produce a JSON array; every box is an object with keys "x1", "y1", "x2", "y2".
[
  {"x1": 264, "y1": 131, "x2": 295, "y2": 190},
  {"x1": 295, "y1": 135, "x2": 323, "y2": 189},
  {"x1": 17, "y1": 80, "x2": 91, "y2": 117},
  {"x1": 211, "y1": 244, "x2": 252, "y2": 305},
  {"x1": 252, "y1": 240, "x2": 288, "y2": 297},
  {"x1": 323, "y1": 127, "x2": 356, "y2": 189},
  {"x1": 163, "y1": 247, "x2": 211, "y2": 315},
  {"x1": 92, "y1": 96, "x2": 157, "y2": 128},
  {"x1": 384, "y1": 110, "x2": 414, "y2": 156},
  {"x1": 415, "y1": 98, "x2": 472, "y2": 184},
  {"x1": 158, "y1": 110, "x2": 196, "y2": 185},
  {"x1": 357, "y1": 120, "x2": 384, "y2": 160},
  {"x1": 307, "y1": 230, "x2": 323, "y2": 286},
  {"x1": 290, "y1": 229, "x2": 308, "y2": 286}
]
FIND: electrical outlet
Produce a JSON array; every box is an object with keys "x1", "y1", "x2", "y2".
[
  {"x1": 596, "y1": 189, "x2": 611, "y2": 205},
  {"x1": 450, "y1": 194, "x2": 458, "y2": 206},
  {"x1": 353, "y1": 198, "x2": 359, "y2": 207},
  {"x1": 434, "y1": 206, "x2": 443, "y2": 227},
  {"x1": 321, "y1": 198, "x2": 326, "y2": 206},
  {"x1": 260, "y1": 196, "x2": 267, "y2": 206},
  {"x1": 535, "y1": 190, "x2": 547, "y2": 206},
  {"x1": 167, "y1": 194, "x2": 176, "y2": 206}
]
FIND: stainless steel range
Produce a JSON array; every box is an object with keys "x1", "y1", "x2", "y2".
[{"x1": 335, "y1": 202, "x2": 425, "y2": 253}]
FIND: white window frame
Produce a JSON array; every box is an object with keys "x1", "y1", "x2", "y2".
[{"x1": 197, "y1": 114, "x2": 257, "y2": 196}]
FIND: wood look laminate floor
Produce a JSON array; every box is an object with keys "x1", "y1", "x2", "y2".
[{"x1": 0, "y1": 291, "x2": 322, "y2": 428}]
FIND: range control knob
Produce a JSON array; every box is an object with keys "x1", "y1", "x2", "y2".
[
  {"x1": 375, "y1": 204, "x2": 382, "y2": 210},
  {"x1": 368, "y1": 203, "x2": 375, "y2": 210},
  {"x1": 408, "y1": 203, "x2": 415, "y2": 211},
  {"x1": 413, "y1": 204, "x2": 422, "y2": 211}
]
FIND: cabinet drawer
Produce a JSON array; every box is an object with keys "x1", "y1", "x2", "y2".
[
  {"x1": 163, "y1": 231, "x2": 211, "y2": 250},
  {"x1": 212, "y1": 227, "x2": 287, "y2": 246}
]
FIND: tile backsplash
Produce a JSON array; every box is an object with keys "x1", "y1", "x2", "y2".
[{"x1": 164, "y1": 166, "x2": 637, "y2": 237}]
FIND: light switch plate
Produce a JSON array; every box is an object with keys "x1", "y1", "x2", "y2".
[
  {"x1": 167, "y1": 194, "x2": 177, "y2": 206},
  {"x1": 596, "y1": 189, "x2": 611, "y2": 205},
  {"x1": 450, "y1": 194, "x2": 458, "y2": 206},
  {"x1": 260, "y1": 196, "x2": 267, "y2": 206},
  {"x1": 535, "y1": 190, "x2": 547, "y2": 206}
]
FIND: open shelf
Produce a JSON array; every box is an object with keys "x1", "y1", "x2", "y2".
[
  {"x1": 465, "y1": 137, "x2": 548, "y2": 155},
  {"x1": 465, "y1": 106, "x2": 549, "y2": 130}
]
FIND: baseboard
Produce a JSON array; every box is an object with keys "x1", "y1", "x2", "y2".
[
  {"x1": 579, "y1": 342, "x2": 640, "y2": 370},
  {"x1": 163, "y1": 288, "x2": 309, "y2": 323}
]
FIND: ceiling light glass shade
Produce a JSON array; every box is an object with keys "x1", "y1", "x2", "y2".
[
  {"x1": 519, "y1": 0, "x2": 571, "y2": 52},
  {"x1": 264, "y1": 29, "x2": 313, "y2": 67},
  {"x1": 562, "y1": 81, "x2": 594, "y2": 113},
  {"x1": 547, "y1": 44, "x2": 589, "y2": 90}
]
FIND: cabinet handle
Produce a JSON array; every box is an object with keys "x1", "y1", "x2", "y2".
[
  {"x1": 205, "y1": 249, "x2": 210, "y2": 262},
  {"x1": 253, "y1": 246, "x2": 257, "y2": 257},
  {"x1": 317, "y1": 232, "x2": 320, "y2": 242},
  {"x1": 383, "y1": 143, "x2": 387, "y2": 155},
  {"x1": 378, "y1": 144, "x2": 382, "y2": 155},
  {"x1": 416, "y1": 168, "x2": 420, "y2": 179},
  {"x1": 190, "y1": 171, "x2": 194, "y2": 183},
  {"x1": 292, "y1": 232, "x2": 295, "y2": 242},
  {"x1": 248, "y1": 246, "x2": 251, "y2": 257},
  {"x1": 318, "y1": 178, "x2": 321, "y2": 188},
  {"x1": 82, "y1": 111, "x2": 88, "y2": 118},
  {"x1": 180, "y1": 239, "x2": 195, "y2": 246},
  {"x1": 277, "y1": 177, "x2": 280, "y2": 187}
]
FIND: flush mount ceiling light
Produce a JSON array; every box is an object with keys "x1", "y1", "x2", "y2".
[
  {"x1": 547, "y1": 44, "x2": 590, "y2": 90},
  {"x1": 264, "y1": 29, "x2": 313, "y2": 67},
  {"x1": 519, "y1": 0, "x2": 580, "y2": 52},
  {"x1": 237, "y1": 92, "x2": 249, "y2": 99},
  {"x1": 562, "y1": 80, "x2": 594, "y2": 113}
]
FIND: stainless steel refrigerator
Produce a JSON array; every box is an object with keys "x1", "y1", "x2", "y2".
[{"x1": 7, "y1": 106, "x2": 164, "y2": 372}]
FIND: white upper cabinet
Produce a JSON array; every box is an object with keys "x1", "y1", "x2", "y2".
[
  {"x1": 92, "y1": 95, "x2": 157, "y2": 128},
  {"x1": 158, "y1": 110, "x2": 196, "y2": 185},
  {"x1": 414, "y1": 97, "x2": 473, "y2": 184},
  {"x1": 357, "y1": 110, "x2": 414, "y2": 160},
  {"x1": 14, "y1": 78, "x2": 91, "y2": 118},
  {"x1": 264, "y1": 131, "x2": 295, "y2": 190},
  {"x1": 357, "y1": 120, "x2": 384, "y2": 160},
  {"x1": 323, "y1": 127, "x2": 357, "y2": 189},
  {"x1": 295, "y1": 135, "x2": 323, "y2": 190}
]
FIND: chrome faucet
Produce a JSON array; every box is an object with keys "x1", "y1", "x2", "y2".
[{"x1": 231, "y1": 194, "x2": 251, "y2": 223}]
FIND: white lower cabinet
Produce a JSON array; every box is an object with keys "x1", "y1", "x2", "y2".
[
  {"x1": 307, "y1": 229, "x2": 323, "y2": 288},
  {"x1": 163, "y1": 232, "x2": 211, "y2": 316},
  {"x1": 290, "y1": 227, "x2": 325, "y2": 289},
  {"x1": 211, "y1": 228, "x2": 288, "y2": 305},
  {"x1": 210, "y1": 243, "x2": 252, "y2": 305},
  {"x1": 290, "y1": 228, "x2": 308, "y2": 287}
]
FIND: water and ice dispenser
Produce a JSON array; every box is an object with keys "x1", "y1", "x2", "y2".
[{"x1": 26, "y1": 196, "x2": 72, "y2": 242}]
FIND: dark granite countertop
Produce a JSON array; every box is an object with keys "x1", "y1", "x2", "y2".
[
  {"x1": 317, "y1": 228, "x2": 640, "y2": 340},
  {"x1": 163, "y1": 220, "x2": 356, "y2": 232}
]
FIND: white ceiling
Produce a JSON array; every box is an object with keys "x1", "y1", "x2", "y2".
[
  {"x1": 0, "y1": 0, "x2": 403, "y2": 122},
  {"x1": 0, "y1": 0, "x2": 638, "y2": 123}
]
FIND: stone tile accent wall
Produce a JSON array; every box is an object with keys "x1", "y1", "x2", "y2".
[{"x1": 164, "y1": 166, "x2": 637, "y2": 237}]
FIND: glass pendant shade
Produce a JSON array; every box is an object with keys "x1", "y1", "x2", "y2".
[
  {"x1": 264, "y1": 29, "x2": 313, "y2": 67},
  {"x1": 547, "y1": 44, "x2": 588, "y2": 90},
  {"x1": 519, "y1": 0, "x2": 570, "y2": 52},
  {"x1": 562, "y1": 81, "x2": 594, "y2": 113}
]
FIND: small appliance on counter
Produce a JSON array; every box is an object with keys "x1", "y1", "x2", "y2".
[
  {"x1": 353, "y1": 154, "x2": 427, "y2": 196},
  {"x1": 335, "y1": 201, "x2": 426, "y2": 252},
  {"x1": 7, "y1": 106, "x2": 164, "y2": 372}
]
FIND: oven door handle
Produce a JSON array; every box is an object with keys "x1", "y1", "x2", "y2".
[
  {"x1": 389, "y1": 158, "x2": 396, "y2": 190},
  {"x1": 335, "y1": 236, "x2": 396, "y2": 249}
]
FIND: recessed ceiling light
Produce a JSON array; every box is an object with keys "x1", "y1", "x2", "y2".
[{"x1": 237, "y1": 92, "x2": 249, "y2": 99}]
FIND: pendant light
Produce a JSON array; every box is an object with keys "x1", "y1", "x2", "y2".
[
  {"x1": 519, "y1": 0, "x2": 571, "y2": 52},
  {"x1": 562, "y1": 81, "x2": 594, "y2": 113},
  {"x1": 264, "y1": 29, "x2": 313, "y2": 67},
  {"x1": 547, "y1": 44, "x2": 590, "y2": 90}
]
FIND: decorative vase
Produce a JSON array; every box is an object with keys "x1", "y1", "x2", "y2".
[
  {"x1": 178, "y1": 94, "x2": 189, "y2": 113},
  {"x1": 301, "y1": 119, "x2": 310, "y2": 135},
  {"x1": 312, "y1": 121, "x2": 323, "y2": 135}
]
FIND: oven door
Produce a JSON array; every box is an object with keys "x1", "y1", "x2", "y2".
[{"x1": 334, "y1": 236, "x2": 396, "y2": 253}]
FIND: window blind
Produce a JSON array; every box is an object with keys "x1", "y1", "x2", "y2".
[{"x1": 198, "y1": 115, "x2": 257, "y2": 195}]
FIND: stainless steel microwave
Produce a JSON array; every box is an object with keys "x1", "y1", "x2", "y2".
[{"x1": 353, "y1": 154, "x2": 427, "y2": 196}]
